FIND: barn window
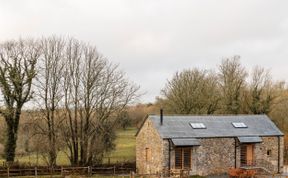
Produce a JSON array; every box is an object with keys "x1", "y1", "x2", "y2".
[
  {"x1": 232, "y1": 122, "x2": 247, "y2": 128},
  {"x1": 267, "y1": 149, "x2": 272, "y2": 156},
  {"x1": 175, "y1": 148, "x2": 191, "y2": 169},
  {"x1": 190, "y1": 123, "x2": 206, "y2": 129},
  {"x1": 145, "y1": 148, "x2": 151, "y2": 162}
]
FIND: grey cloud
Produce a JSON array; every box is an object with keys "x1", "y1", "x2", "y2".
[{"x1": 1, "y1": 0, "x2": 288, "y2": 102}]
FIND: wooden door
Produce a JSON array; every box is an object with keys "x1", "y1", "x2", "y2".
[
  {"x1": 175, "y1": 148, "x2": 192, "y2": 169},
  {"x1": 240, "y1": 144, "x2": 254, "y2": 166},
  {"x1": 246, "y1": 144, "x2": 254, "y2": 165}
]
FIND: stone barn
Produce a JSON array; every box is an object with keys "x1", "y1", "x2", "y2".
[{"x1": 135, "y1": 113, "x2": 284, "y2": 176}]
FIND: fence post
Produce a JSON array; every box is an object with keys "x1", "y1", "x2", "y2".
[
  {"x1": 61, "y1": 166, "x2": 63, "y2": 176},
  {"x1": 130, "y1": 171, "x2": 135, "y2": 178},
  {"x1": 88, "y1": 166, "x2": 92, "y2": 176},
  {"x1": 113, "y1": 165, "x2": 116, "y2": 175},
  {"x1": 7, "y1": 167, "x2": 9, "y2": 178},
  {"x1": 35, "y1": 167, "x2": 38, "y2": 178}
]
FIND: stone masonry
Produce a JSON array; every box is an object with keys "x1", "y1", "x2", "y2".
[
  {"x1": 254, "y1": 136, "x2": 284, "y2": 173},
  {"x1": 136, "y1": 118, "x2": 164, "y2": 174}
]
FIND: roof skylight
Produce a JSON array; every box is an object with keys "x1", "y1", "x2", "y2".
[
  {"x1": 232, "y1": 122, "x2": 247, "y2": 128},
  {"x1": 190, "y1": 123, "x2": 206, "y2": 129}
]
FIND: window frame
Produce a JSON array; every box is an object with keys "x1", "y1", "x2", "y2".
[{"x1": 175, "y1": 147, "x2": 192, "y2": 169}]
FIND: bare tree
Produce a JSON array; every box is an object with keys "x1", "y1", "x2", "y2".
[
  {"x1": 62, "y1": 38, "x2": 82, "y2": 165},
  {"x1": 161, "y1": 68, "x2": 220, "y2": 114},
  {"x1": 0, "y1": 39, "x2": 39, "y2": 162},
  {"x1": 33, "y1": 36, "x2": 66, "y2": 166},
  {"x1": 218, "y1": 56, "x2": 247, "y2": 114},
  {"x1": 61, "y1": 38, "x2": 139, "y2": 165}
]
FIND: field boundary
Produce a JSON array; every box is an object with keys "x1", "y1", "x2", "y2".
[{"x1": 0, "y1": 164, "x2": 136, "y2": 177}]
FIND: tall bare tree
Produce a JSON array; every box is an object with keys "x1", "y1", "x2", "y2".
[
  {"x1": 61, "y1": 38, "x2": 139, "y2": 165},
  {"x1": 0, "y1": 39, "x2": 39, "y2": 162},
  {"x1": 218, "y1": 56, "x2": 247, "y2": 114},
  {"x1": 33, "y1": 37, "x2": 66, "y2": 166},
  {"x1": 62, "y1": 38, "x2": 82, "y2": 165}
]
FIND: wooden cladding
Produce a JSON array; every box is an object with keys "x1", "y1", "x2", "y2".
[
  {"x1": 175, "y1": 148, "x2": 192, "y2": 169},
  {"x1": 240, "y1": 144, "x2": 254, "y2": 166}
]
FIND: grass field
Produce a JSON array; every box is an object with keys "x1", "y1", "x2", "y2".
[
  {"x1": 0, "y1": 127, "x2": 137, "y2": 166},
  {"x1": 103, "y1": 127, "x2": 136, "y2": 164}
]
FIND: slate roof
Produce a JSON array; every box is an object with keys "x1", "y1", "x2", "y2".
[
  {"x1": 171, "y1": 138, "x2": 200, "y2": 146},
  {"x1": 149, "y1": 115, "x2": 283, "y2": 139},
  {"x1": 238, "y1": 136, "x2": 263, "y2": 143}
]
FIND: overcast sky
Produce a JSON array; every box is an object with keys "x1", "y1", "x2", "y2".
[{"x1": 1, "y1": 0, "x2": 288, "y2": 103}]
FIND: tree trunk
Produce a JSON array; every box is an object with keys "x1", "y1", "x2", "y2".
[
  {"x1": 5, "y1": 124, "x2": 17, "y2": 162},
  {"x1": 4, "y1": 110, "x2": 21, "y2": 162}
]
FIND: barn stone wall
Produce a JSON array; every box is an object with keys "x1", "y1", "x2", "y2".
[
  {"x1": 136, "y1": 118, "x2": 164, "y2": 174},
  {"x1": 254, "y1": 136, "x2": 284, "y2": 173}
]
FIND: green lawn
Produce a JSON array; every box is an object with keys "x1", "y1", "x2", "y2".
[
  {"x1": 0, "y1": 127, "x2": 137, "y2": 166},
  {"x1": 103, "y1": 127, "x2": 136, "y2": 164}
]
